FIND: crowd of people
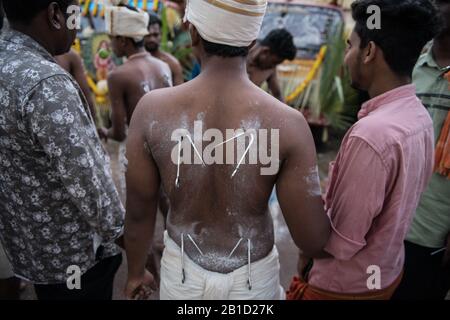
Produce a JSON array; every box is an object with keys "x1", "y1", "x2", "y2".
[{"x1": 0, "y1": 0, "x2": 448, "y2": 300}]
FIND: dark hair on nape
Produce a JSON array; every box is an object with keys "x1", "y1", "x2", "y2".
[
  {"x1": 351, "y1": 0, "x2": 441, "y2": 77},
  {"x1": 201, "y1": 38, "x2": 249, "y2": 58},
  {"x1": 2, "y1": 0, "x2": 73, "y2": 24},
  {"x1": 148, "y1": 12, "x2": 162, "y2": 28},
  {"x1": 261, "y1": 28, "x2": 297, "y2": 61},
  {"x1": 117, "y1": 4, "x2": 145, "y2": 48}
]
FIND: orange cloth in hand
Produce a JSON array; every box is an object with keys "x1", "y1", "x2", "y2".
[{"x1": 435, "y1": 109, "x2": 450, "y2": 179}]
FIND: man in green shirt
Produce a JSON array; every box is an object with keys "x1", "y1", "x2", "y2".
[{"x1": 393, "y1": 0, "x2": 450, "y2": 300}]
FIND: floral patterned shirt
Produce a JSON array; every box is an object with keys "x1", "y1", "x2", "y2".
[{"x1": 0, "y1": 27, "x2": 125, "y2": 284}]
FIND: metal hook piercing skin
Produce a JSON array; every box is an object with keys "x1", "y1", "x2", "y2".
[
  {"x1": 232, "y1": 134, "x2": 255, "y2": 178},
  {"x1": 181, "y1": 233, "x2": 186, "y2": 284},
  {"x1": 247, "y1": 238, "x2": 252, "y2": 291},
  {"x1": 187, "y1": 234, "x2": 205, "y2": 256},
  {"x1": 175, "y1": 137, "x2": 183, "y2": 188}
]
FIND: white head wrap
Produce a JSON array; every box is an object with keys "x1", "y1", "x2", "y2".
[
  {"x1": 105, "y1": 5, "x2": 150, "y2": 42},
  {"x1": 184, "y1": 0, "x2": 268, "y2": 47}
]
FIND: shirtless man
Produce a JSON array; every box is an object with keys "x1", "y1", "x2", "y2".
[
  {"x1": 144, "y1": 13, "x2": 184, "y2": 86},
  {"x1": 98, "y1": 4, "x2": 172, "y2": 142},
  {"x1": 55, "y1": 49, "x2": 97, "y2": 123},
  {"x1": 247, "y1": 29, "x2": 296, "y2": 102},
  {"x1": 124, "y1": 0, "x2": 330, "y2": 300}
]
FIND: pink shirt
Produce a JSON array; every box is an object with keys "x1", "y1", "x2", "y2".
[{"x1": 309, "y1": 84, "x2": 435, "y2": 293}]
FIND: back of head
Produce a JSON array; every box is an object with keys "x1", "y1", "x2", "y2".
[
  {"x1": 185, "y1": 0, "x2": 268, "y2": 58},
  {"x1": 105, "y1": 3, "x2": 149, "y2": 48},
  {"x1": 148, "y1": 12, "x2": 162, "y2": 28},
  {"x1": 261, "y1": 29, "x2": 296, "y2": 61},
  {"x1": 351, "y1": 0, "x2": 441, "y2": 77},
  {"x1": 2, "y1": 0, "x2": 73, "y2": 25}
]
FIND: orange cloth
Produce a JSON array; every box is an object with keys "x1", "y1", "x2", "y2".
[
  {"x1": 434, "y1": 109, "x2": 450, "y2": 179},
  {"x1": 444, "y1": 70, "x2": 450, "y2": 90},
  {"x1": 286, "y1": 273, "x2": 403, "y2": 300}
]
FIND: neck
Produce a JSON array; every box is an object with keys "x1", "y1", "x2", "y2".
[
  {"x1": 200, "y1": 55, "x2": 249, "y2": 82},
  {"x1": 151, "y1": 48, "x2": 161, "y2": 56},
  {"x1": 367, "y1": 73, "x2": 411, "y2": 99},
  {"x1": 125, "y1": 46, "x2": 145, "y2": 59},
  {"x1": 432, "y1": 33, "x2": 450, "y2": 67},
  {"x1": 10, "y1": 23, "x2": 55, "y2": 55}
]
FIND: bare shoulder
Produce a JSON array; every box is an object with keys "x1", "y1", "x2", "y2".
[
  {"x1": 161, "y1": 51, "x2": 182, "y2": 68},
  {"x1": 133, "y1": 84, "x2": 185, "y2": 117},
  {"x1": 107, "y1": 64, "x2": 129, "y2": 84},
  {"x1": 67, "y1": 49, "x2": 82, "y2": 63},
  {"x1": 258, "y1": 90, "x2": 308, "y2": 131},
  {"x1": 254, "y1": 90, "x2": 313, "y2": 155}
]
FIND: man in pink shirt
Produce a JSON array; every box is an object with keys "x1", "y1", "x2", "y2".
[{"x1": 287, "y1": 0, "x2": 440, "y2": 300}]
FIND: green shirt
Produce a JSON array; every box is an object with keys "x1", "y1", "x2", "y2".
[{"x1": 407, "y1": 47, "x2": 450, "y2": 249}]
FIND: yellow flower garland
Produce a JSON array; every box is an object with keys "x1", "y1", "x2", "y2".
[{"x1": 286, "y1": 46, "x2": 327, "y2": 104}]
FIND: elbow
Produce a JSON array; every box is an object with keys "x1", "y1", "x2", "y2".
[
  {"x1": 112, "y1": 131, "x2": 127, "y2": 142},
  {"x1": 294, "y1": 224, "x2": 332, "y2": 258}
]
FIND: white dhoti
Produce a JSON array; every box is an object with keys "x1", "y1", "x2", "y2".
[
  {"x1": 160, "y1": 231, "x2": 285, "y2": 300},
  {"x1": 118, "y1": 140, "x2": 127, "y2": 201}
]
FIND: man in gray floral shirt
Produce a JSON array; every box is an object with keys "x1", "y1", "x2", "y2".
[{"x1": 0, "y1": 0, "x2": 124, "y2": 299}]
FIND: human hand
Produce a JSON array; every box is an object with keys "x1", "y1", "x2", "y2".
[
  {"x1": 443, "y1": 233, "x2": 450, "y2": 269},
  {"x1": 97, "y1": 127, "x2": 109, "y2": 142},
  {"x1": 125, "y1": 270, "x2": 157, "y2": 300},
  {"x1": 297, "y1": 252, "x2": 313, "y2": 281}
]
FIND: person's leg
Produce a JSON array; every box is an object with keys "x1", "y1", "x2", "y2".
[
  {"x1": 0, "y1": 241, "x2": 19, "y2": 300},
  {"x1": 34, "y1": 254, "x2": 122, "y2": 300},
  {"x1": 393, "y1": 241, "x2": 448, "y2": 300},
  {"x1": 0, "y1": 277, "x2": 20, "y2": 300}
]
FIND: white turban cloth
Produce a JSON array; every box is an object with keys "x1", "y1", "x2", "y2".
[
  {"x1": 184, "y1": 0, "x2": 268, "y2": 47},
  {"x1": 105, "y1": 5, "x2": 150, "y2": 42}
]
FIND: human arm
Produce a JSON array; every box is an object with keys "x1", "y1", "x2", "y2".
[
  {"x1": 69, "y1": 50, "x2": 97, "y2": 124},
  {"x1": 268, "y1": 71, "x2": 284, "y2": 102},
  {"x1": 124, "y1": 97, "x2": 160, "y2": 299},
  {"x1": 100, "y1": 71, "x2": 127, "y2": 142},
  {"x1": 26, "y1": 75, "x2": 124, "y2": 244},
  {"x1": 170, "y1": 58, "x2": 184, "y2": 86},
  {"x1": 318, "y1": 137, "x2": 388, "y2": 261},
  {"x1": 276, "y1": 111, "x2": 330, "y2": 258}
]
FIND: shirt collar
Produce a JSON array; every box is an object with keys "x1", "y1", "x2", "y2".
[
  {"x1": 417, "y1": 46, "x2": 439, "y2": 69},
  {"x1": 0, "y1": 25, "x2": 55, "y2": 63},
  {"x1": 358, "y1": 84, "x2": 417, "y2": 120}
]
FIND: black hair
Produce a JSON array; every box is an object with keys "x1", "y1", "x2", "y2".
[
  {"x1": 2, "y1": 0, "x2": 73, "y2": 24},
  {"x1": 202, "y1": 38, "x2": 249, "y2": 57},
  {"x1": 0, "y1": 0, "x2": 4, "y2": 31},
  {"x1": 261, "y1": 29, "x2": 297, "y2": 61},
  {"x1": 352, "y1": 0, "x2": 441, "y2": 77},
  {"x1": 117, "y1": 4, "x2": 144, "y2": 48},
  {"x1": 148, "y1": 12, "x2": 162, "y2": 28}
]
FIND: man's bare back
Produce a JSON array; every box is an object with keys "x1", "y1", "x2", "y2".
[
  {"x1": 152, "y1": 50, "x2": 184, "y2": 86},
  {"x1": 109, "y1": 53, "x2": 172, "y2": 125},
  {"x1": 127, "y1": 63, "x2": 328, "y2": 274}
]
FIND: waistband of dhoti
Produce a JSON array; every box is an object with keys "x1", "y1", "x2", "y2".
[{"x1": 163, "y1": 230, "x2": 279, "y2": 276}]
